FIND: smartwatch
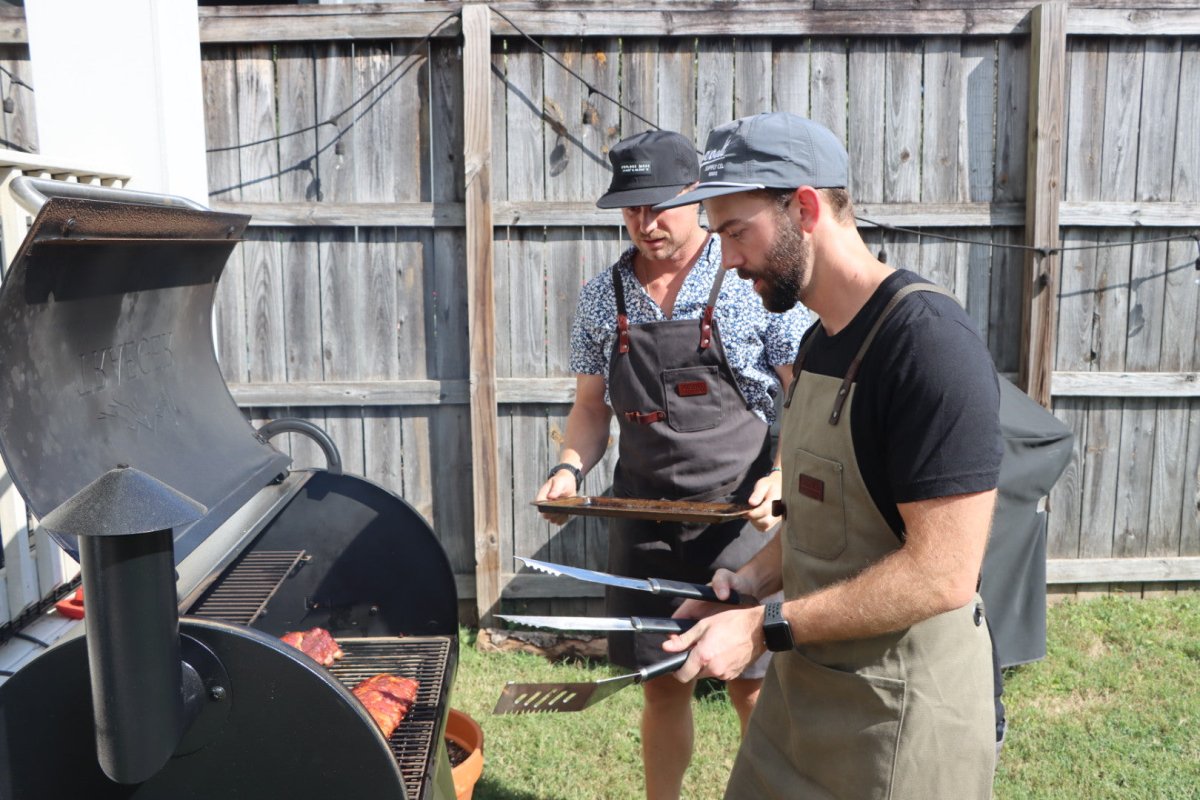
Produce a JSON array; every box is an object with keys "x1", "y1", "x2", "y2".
[
  {"x1": 762, "y1": 601, "x2": 794, "y2": 652},
  {"x1": 547, "y1": 462, "x2": 583, "y2": 487}
]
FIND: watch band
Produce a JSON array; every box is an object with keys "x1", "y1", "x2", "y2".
[
  {"x1": 762, "y1": 601, "x2": 794, "y2": 652},
  {"x1": 548, "y1": 462, "x2": 583, "y2": 486}
]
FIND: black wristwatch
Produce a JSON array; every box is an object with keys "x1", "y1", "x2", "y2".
[
  {"x1": 547, "y1": 462, "x2": 583, "y2": 487},
  {"x1": 762, "y1": 601, "x2": 794, "y2": 652}
]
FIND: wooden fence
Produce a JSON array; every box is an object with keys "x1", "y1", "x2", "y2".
[
  {"x1": 0, "y1": 3, "x2": 1198, "y2": 627},
  {"x1": 192, "y1": 1, "x2": 1200, "y2": 622}
]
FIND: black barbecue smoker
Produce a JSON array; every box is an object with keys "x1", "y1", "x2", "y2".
[{"x1": 0, "y1": 179, "x2": 461, "y2": 799}]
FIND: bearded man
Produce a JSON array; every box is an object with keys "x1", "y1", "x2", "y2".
[{"x1": 658, "y1": 112, "x2": 1002, "y2": 800}]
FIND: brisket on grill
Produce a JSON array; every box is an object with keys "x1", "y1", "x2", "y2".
[{"x1": 351, "y1": 674, "x2": 420, "y2": 739}]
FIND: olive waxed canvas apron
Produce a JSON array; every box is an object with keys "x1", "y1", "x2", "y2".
[
  {"x1": 605, "y1": 254, "x2": 775, "y2": 672},
  {"x1": 726, "y1": 285, "x2": 996, "y2": 800}
]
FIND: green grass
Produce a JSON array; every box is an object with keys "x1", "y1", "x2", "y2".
[{"x1": 449, "y1": 595, "x2": 1200, "y2": 800}]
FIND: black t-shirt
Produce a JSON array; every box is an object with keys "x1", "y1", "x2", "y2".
[{"x1": 798, "y1": 269, "x2": 1003, "y2": 538}]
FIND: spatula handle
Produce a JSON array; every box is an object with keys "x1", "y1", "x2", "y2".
[
  {"x1": 637, "y1": 651, "x2": 692, "y2": 683},
  {"x1": 648, "y1": 577, "x2": 744, "y2": 605}
]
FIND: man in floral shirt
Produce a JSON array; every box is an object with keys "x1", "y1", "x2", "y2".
[{"x1": 534, "y1": 129, "x2": 809, "y2": 800}]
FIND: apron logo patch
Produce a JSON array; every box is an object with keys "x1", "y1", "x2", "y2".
[
  {"x1": 675, "y1": 380, "x2": 709, "y2": 397},
  {"x1": 797, "y1": 474, "x2": 825, "y2": 502}
]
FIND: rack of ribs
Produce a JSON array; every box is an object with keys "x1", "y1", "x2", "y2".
[
  {"x1": 280, "y1": 627, "x2": 345, "y2": 667},
  {"x1": 351, "y1": 674, "x2": 420, "y2": 739}
]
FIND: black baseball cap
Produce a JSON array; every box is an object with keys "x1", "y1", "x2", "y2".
[
  {"x1": 596, "y1": 130, "x2": 700, "y2": 209},
  {"x1": 654, "y1": 112, "x2": 848, "y2": 209}
]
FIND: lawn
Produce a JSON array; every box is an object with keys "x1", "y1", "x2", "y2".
[{"x1": 448, "y1": 594, "x2": 1200, "y2": 800}]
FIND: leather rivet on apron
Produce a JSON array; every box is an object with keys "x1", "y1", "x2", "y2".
[{"x1": 974, "y1": 604, "x2": 984, "y2": 626}]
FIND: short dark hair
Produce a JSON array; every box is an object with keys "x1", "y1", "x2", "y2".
[{"x1": 753, "y1": 187, "x2": 855, "y2": 225}]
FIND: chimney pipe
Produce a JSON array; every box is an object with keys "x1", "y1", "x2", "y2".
[{"x1": 40, "y1": 467, "x2": 206, "y2": 784}]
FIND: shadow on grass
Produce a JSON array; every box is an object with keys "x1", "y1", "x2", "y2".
[{"x1": 474, "y1": 775, "x2": 565, "y2": 800}]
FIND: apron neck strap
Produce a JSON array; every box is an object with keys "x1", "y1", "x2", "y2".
[
  {"x1": 783, "y1": 324, "x2": 823, "y2": 409},
  {"x1": 699, "y1": 252, "x2": 725, "y2": 350},
  {"x1": 826, "y1": 282, "x2": 961, "y2": 425},
  {"x1": 783, "y1": 282, "x2": 962, "y2": 421},
  {"x1": 612, "y1": 263, "x2": 631, "y2": 354}
]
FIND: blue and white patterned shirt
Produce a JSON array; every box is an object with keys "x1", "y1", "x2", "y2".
[{"x1": 569, "y1": 235, "x2": 811, "y2": 425}]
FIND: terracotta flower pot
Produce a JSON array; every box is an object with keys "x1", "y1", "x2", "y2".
[{"x1": 445, "y1": 708, "x2": 484, "y2": 800}]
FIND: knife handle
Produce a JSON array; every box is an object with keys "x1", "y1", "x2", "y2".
[
  {"x1": 636, "y1": 651, "x2": 692, "y2": 683},
  {"x1": 630, "y1": 616, "x2": 696, "y2": 633},
  {"x1": 648, "y1": 577, "x2": 743, "y2": 605}
]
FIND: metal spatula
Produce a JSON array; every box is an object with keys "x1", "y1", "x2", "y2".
[{"x1": 492, "y1": 651, "x2": 691, "y2": 715}]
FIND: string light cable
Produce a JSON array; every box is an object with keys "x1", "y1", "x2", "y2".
[
  {"x1": 205, "y1": 9, "x2": 461, "y2": 154},
  {"x1": 856, "y1": 215, "x2": 1200, "y2": 261}
]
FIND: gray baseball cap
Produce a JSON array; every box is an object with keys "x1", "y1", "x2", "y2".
[{"x1": 654, "y1": 112, "x2": 848, "y2": 210}]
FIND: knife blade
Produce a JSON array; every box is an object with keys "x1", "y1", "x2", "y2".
[
  {"x1": 514, "y1": 556, "x2": 753, "y2": 605},
  {"x1": 496, "y1": 614, "x2": 697, "y2": 634}
]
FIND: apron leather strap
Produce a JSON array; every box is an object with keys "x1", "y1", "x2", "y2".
[
  {"x1": 699, "y1": 255, "x2": 726, "y2": 350},
  {"x1": 612, "y1": 264, "x2": 631, "y2": 354}
]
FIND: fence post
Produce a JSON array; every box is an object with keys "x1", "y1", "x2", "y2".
[
  {"x1": 1019, "y1": 1, "x2": 1067, "y2": 408},
  {"x1": 461, "y1": 2, "x2": 501, "y2": 625}
]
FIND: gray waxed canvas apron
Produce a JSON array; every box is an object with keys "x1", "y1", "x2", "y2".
[
  {"x1": 726, "y1": 284, "x2": 996, "y2": 800},
  {"x1": 605, "y1": 253, "x2": 776, "y2": 674}
]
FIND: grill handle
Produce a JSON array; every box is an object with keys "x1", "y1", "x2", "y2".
[
  {"x1": 258, "y1": 418, "x2": 343, "y2": 475},
  {"x1": 9, "y1": 175, "x2": 208, "y2": 213}
]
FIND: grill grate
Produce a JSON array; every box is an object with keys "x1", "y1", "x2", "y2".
[
  {"x1": 329, "y1": 637, "x2": 454, "y2": 800},
  {"x1": 190, "y1": 550, "x2": 306, "y2": 626}
]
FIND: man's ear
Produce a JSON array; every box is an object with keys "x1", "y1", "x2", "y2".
[{"x1": 793, "y1": 186, "x2": 822, "y2": 233}]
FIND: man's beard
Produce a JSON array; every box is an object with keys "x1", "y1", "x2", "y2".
[{"x1": 757, "y1": 215, "x2": 810, "y2": 313}]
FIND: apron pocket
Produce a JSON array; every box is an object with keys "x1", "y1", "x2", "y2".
[
  {"x1": 784, "y1": 448, "x2": 846, "y2": 559},
  {"x1": 786, "y1": 652, "x2": 906, "y2": 800},
  {"x1": 661, "y1": 365, "x2": 724, "y2": 433}
]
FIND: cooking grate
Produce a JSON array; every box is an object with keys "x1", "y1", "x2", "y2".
[
  {"x1": 190, "y1": 550, "x2": 306, "y2": 626},
  {"x1": 330, "y1": 636, "x2": 454, "y2": 800}
]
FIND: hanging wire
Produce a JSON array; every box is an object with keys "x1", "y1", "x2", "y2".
[
  {"x1": 206, "y1": 10, "x2": 461, "y2": 154},
  {"x1": 199, "y1": 4, "x2": 1199, "y2": 265},
  {"x1": 856, "y1": 215, "x2": 1200, "y2": 259},
  {"x1": 489, "y1": 5, "x2": 663, "y2": 134},
  {"x1": 0, "y1": 64, "x2": 32, "y2": 92}
]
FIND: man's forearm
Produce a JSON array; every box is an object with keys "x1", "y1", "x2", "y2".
[
  {"x1": 780, "y1": 490, "x2": 996, "y2": 644},
  {"x1": 558, "y1": 400, "x2": 612, "y2": 474},
  {"x1": 737, "y1": 531, "x2": 784, "y2": 599}
]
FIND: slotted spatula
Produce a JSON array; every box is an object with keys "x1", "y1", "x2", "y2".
[{"x1": 492, "y1": 651, "x2": 691, "y2": 714}]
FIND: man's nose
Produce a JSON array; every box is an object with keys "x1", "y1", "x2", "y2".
[
  {"x1": 721, "y1": 244, "x2": 743, "y2": 270},
  {"x1": 634, "y1": 207, "x2": 659, "y2": 231}
]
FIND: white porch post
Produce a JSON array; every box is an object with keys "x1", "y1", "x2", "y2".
[{"x1": 24, "y1": 0, "x2": 208, "y2": 203}]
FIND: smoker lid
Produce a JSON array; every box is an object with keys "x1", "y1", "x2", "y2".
[{"x1": 0, "y1": 193, "x2": 291, "y2": 562}]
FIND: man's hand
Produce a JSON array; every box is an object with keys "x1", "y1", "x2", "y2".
[
  {"x1": 661, "y1": 604, "x2": 766, "y2": 683},
  {"x1": 535, "y1": 470, "x2": 578, "y2": 525},
  {"x1": 743, "y1": 469, "x2": 783, "y2": 532},
  {"x1": 672, "y1": 568, "x2": 753, "y2": 620}
]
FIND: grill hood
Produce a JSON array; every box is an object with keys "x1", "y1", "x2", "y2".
[{"x1": 0, "y1": 182, "x2": 290, "y2": 563}]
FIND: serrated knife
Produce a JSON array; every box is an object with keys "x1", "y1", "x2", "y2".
[{"x1": 514, "y1": 556, "x2": 754, "y2": 605}]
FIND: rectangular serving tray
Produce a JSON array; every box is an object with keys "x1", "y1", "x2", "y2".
[{"x1": 532, "y1": 495, "x2": 752, "y2": 524}]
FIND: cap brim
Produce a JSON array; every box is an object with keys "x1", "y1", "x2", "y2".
[
  {"x1": 595, "y1": 183, "x2": 692, "y2": 209},
  {"x1": 652, "y1": 181, "x2": 766, "y2": 210}
]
